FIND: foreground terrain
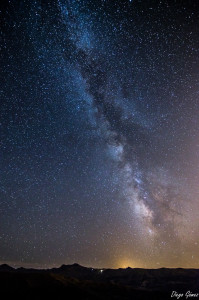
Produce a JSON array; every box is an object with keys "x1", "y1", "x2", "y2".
[{"x1": 1, "y1": 263, "x2": 199, "y2": 299}]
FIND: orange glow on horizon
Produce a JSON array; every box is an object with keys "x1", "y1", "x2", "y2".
[{"x1": 115, "y1": 258, "x2": 136, "y2": 269}]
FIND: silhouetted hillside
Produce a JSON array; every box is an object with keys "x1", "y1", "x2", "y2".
[
  {"x1": 1, "y1": 264, "x2": 199, "y2": 299},
  {"x1": 0, "y1": 264, "x2": 14, "y2": 272}
]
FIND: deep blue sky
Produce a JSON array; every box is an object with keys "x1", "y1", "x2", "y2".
[{"x1": 1, "y1": 0, "x2": 199, "y2": 268}]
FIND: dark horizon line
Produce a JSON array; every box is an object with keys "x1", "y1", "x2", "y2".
[{"x1": 1, "y1": 263, "x2": 199, "y2": 271}]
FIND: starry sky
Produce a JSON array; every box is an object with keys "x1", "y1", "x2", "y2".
[{"x1": 1, "y1": 0, "x2": 199, "y2": 269}]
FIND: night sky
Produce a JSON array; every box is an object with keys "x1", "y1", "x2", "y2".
[{"x1": 1, "y1": 0, "x2": 199, "y2": 269}]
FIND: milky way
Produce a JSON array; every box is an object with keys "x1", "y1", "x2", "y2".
[{"x1": 1, "y1": 0, "x2": 199, "y2": 268}]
